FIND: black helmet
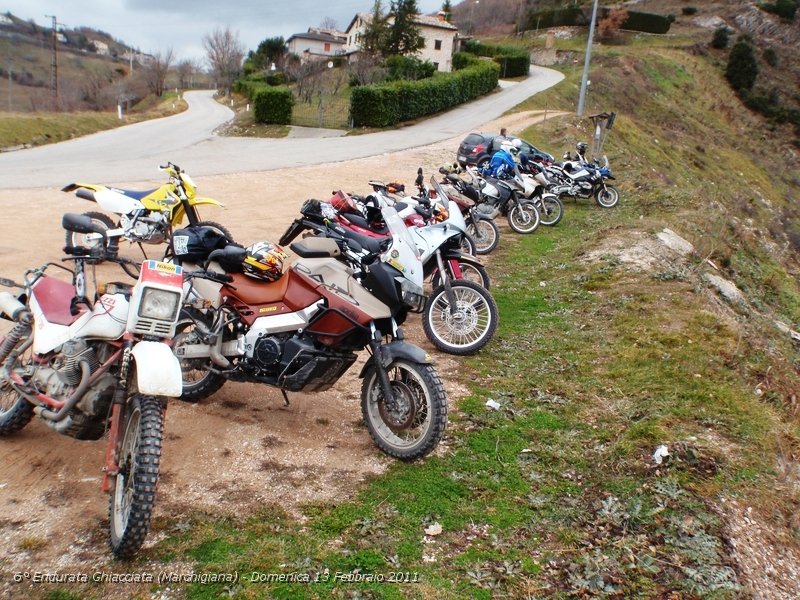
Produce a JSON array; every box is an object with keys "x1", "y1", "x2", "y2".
[{"x1": 172, "y1": 226, "x2": 230, "y2": 263}]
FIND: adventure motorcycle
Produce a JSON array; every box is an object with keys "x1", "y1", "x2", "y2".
[
  {"x1": 544, "y1": 151, "x2": 619, "y2": 208},
  {"x1": 62, "y1": 162, "x2": 234, "y2": 272},
  {"x1": 171, "y1": 204, "x2": 448, "y2": 460},
  {"x1": 280, "y1": 178, "x2": 499, "y2": 355},
  {"x1": 464, "y1": 165, "x2": 541, "y2": 234},
  {"x1": 0, "y1": 214, "x2": 184, "y2": 557}
]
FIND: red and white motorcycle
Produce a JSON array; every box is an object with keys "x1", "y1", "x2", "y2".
[{"x1": 0, "y1": 214, "x2": 184, "y2": 557}]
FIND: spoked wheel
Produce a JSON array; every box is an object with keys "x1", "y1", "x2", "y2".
[
  {"x1": 507, "y1": 200, "x2": 541, "y2": 234},
  {"x1": 109, "y1": 394, "x2": 164, "y2": 559},
  {"x1": 422, "y1": 280, "x2": 498, "y2": 355},
  {"x1": 466, "y1": 217, "x2": 499, "y2": 254},
  {"x1": 361, "y1": 359, "x2": 448, "y2": 460},
  {"x1": 173, "y1": 316, "x2": 226, "y2": 402},
  {"x1": 535, "y1": 194, "x2": 564, "y2": 226},
  {"x1": 0, "y1": 328, "x2": 35, "y2": 436},
  {"x1": 458, "y1": 234, "x2": 476, "y2": 256},
  {"x1": 595, "y1": 185, "x2": 620, "y2": 208},
  {"x1": 65, "y1": 211, "x2": 118, "y2": 256},
  {"x1": 430, "y1": 256, "x2": 491, "y2": 289}
]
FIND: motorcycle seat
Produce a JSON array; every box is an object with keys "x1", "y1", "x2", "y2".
[
  {"x1": 339, "y1": 212, "x2": 389, "y2": 236},
  {"x1": 225, "y1": 271, "x2": 291, "y2": 306},
  {"x1": 112, "y1": 187, "x2": 160, "y2": 200}
]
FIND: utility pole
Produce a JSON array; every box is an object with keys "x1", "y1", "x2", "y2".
[
  {"x1": 577, "y1": 0, "x2": 599, "y2": 117},
  {"x1": 45, "y1": 14, "x2": 58, "y2": 111},
  {"x1": 7, "y1": 63, "x2": 12, "y2": 112}
]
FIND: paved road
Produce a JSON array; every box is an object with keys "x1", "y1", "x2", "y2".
[{"x1": 0, "y1": 66, "x2": 564, "y2": 190}]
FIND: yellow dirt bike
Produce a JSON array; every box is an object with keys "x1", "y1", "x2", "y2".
[{"x1": 62, "y1": 162, "x2": 234, "y2": 276}]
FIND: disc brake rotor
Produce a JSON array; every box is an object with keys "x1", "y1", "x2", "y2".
[
  {"x1": 440, "y1": 298, "x2": 479, "y2": 334},
  {"x1": 378, "y1": 380, "x2": 417, "y2": 431}
]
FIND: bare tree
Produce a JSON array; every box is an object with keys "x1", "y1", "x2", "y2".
[
  {"x1": 176, "y1": 59, "x2": 196, "y2": 90},
  {"x1": 202, "y1": 26, "x2": 245, "y2": 96},
  {"x1": 142, "y1": 48, "x2": 174, "y2": 97},
  {"x1": 319, "y1": 16, "x2": 339, "y2": 31}
]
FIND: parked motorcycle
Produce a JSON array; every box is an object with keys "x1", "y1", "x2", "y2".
[
  {"x1": 464, "y1": 165, "x2": 541, "y2": 234},
  {"x1": 515, "y1": 157, "x2": 565, "y2": 226},
  {"x1": 544, "y1": 151, "x2": 619, "y2": 208},
  {"x1": 0, "y1": 214, "x2": 185, "y2": 557},
  {"x1": 172, "y1": 204, "x2": 448, "y2": 460},
  {"x1": 62, "y1": 162, "x2": 234, "y2": 272},
  {"x1": 280, "y1": 179, "x2": 498, "y2": 355}
]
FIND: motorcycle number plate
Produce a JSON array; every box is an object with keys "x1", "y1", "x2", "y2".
[{"x1": 139, "y1": 260, "x2": 184, "y2": 287}]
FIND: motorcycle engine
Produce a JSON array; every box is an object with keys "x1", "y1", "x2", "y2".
[
  {"x1": 30, "y1": 340, "x2": 117, "y2": 440},
  {"x1": 120, "y1": 211, "x2": 170, "y2": 244},
  {"x1": 246, "y1": 332, "x2": 294, "y2": 375}
]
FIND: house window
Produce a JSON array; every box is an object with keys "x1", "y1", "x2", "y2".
[
  {"x1": 324, "y1": 42, "x2": 331, "y2": 52},
  {"x1": 435, "y1": 40, "x2": 442, "y2": 50},
  {"x1": 433, "y1": 62, "x2": 439, "y2": 70}
]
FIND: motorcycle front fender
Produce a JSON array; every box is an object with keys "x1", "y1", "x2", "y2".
[
  {"x1": 131, "y1": 341, "x2": 183, "y2": 397},
  {"x1": 188, "y1": 196, "x2": 225, "y2": 208},
  {"x1": 359, "y1": 341, "x2": 433, "y2": 378}
]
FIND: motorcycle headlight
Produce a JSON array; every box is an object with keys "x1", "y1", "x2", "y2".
[{"x1": 138, "y1": 288, "x2": 181, "y2": 321}]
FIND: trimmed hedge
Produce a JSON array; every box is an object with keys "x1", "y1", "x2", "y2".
[
  {"x1": 252, "y1": 86, "x2": 294, "y2": 124},
  {"x1": 350, "y1": 61, "x2": 499, "y2": 128},
  {"x1": 523, "y1": 7, "x2": 672, "y2": 34},
  {"x1": 463, "y1": 41, "x2": 531, "y2": 78}
]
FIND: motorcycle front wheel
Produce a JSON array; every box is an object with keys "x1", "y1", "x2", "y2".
[
  {"x1": 361, "y1": 359, "x2": 448, "y2": 460},
  {"x1": 423, "y1": 280, "x2": 498, "y2": 355},
  {"x1": 536, "y1": 194, "x2": 564, "y2": 226},
  {"x1": 466, "y1": 217, "x2": 499, "y2": 254},
  {"x1": 173, "y1": 315, "x2": 227, "y2": 402},
  {"x1": 507, "y1": 201, "x2": 541, "y2": 234},
  {"x1": 109, "y1": 394, "x2": 164, "y2": 558},
  {"x1": 595, "y1": 185, "x2": 620, "y2": 208}
]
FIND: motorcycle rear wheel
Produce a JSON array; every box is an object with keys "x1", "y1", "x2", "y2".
[
  {"x1": 173, "y1": 316, "x2": 227, "y2": 402},
  {"x1": 423, "y1": 280, "x2": 498, "y2": 355},
  {"x1": 109, "y1": 394, "x2": 164, "y2": 558},
  {"x1": 65, "y1": 211, "x2": 118, "y2": 255},
  {"x1": 361, "y1": 359, "x2": 447, "y2": 460},
  {"x1": 466, "y1": 217, "x2": 499, "y2": 254},
  {"x1": 595, "y1": 185, "x2": 620, "y2": 208},
  {"x1": 507, "y1": 201, "x2": 541, "y2": 234}
]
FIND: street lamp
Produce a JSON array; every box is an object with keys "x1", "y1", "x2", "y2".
[{"x1": 577, "y1": 0, "x2": 599, "y2": 117}]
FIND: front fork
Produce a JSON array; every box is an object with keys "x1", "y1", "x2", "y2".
[
  {"x1": 435, "y1": 250, "x2": 458, "y2": 315},
  {"x1": 368, "y1": 324, "x2": 396, "y2": 404},
  {"x1": 102, "y1": 340, "x2": 133, "y2": 493}
]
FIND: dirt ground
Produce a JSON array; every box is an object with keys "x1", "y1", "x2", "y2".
[{"x1": 0, "y1": 112, "x2": 550, "y2": 586}]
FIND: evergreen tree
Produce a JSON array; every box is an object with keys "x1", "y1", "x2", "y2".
[
  {"x1": 361, "y1": 0, "x2": 391, "y2": 57},
  {"x1": 725, "y1": 35, "x2": 758, "y2": 92},
  {"x1": 441, "y1": 0, "x2": 453, "y2": 22},
  {"x1": 388, "y1": 0, "x2": 424, "y2": 56},
  {"x1": 711, "y1": 26, "x2": 729, "y2": 49}
]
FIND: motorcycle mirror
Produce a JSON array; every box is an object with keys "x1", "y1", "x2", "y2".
[
  {"x1": 415, "y1": 167, "x2": 424, "y2": 187},
  {"x1": 61, "y1": 213, "x2": 108, "y2": 240}
]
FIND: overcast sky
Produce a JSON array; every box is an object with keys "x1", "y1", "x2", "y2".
[{"x1": 3, "y1": 0, "x2": 449, "y2": 63}]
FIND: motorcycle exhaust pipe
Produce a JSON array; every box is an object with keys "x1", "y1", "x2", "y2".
[{"x1": 0, "y1": 292, "x2": 26, "y2": 321}]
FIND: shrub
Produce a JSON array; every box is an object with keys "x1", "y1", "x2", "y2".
[
  {"x1": 759, "y1": 0, "x2": 799, "y2": 21},
  {"x1": 385, "y1": 55, "x2": 436, "y2": 81},
  {"x1": 682, "y1": 6, "x2": 698, "y2": 15},
  {"x1": 763, "y1": 47, "x2": 778, "y2": 67},
  {"x1": 726, "y1": 36, "x2": 759, "y2": 92},
  {"x1": 462, "y1": 41, "x2": 530, "y2": 78},
  {"x1": 711, "y1": 26, "x2": 730, "y2": 49},
  {"x1": 252, "y1": 86, "x2": 294, "y2": 124},
  {"x1": 349, "y1": 61, "x2": 499, "y2": 127}
]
